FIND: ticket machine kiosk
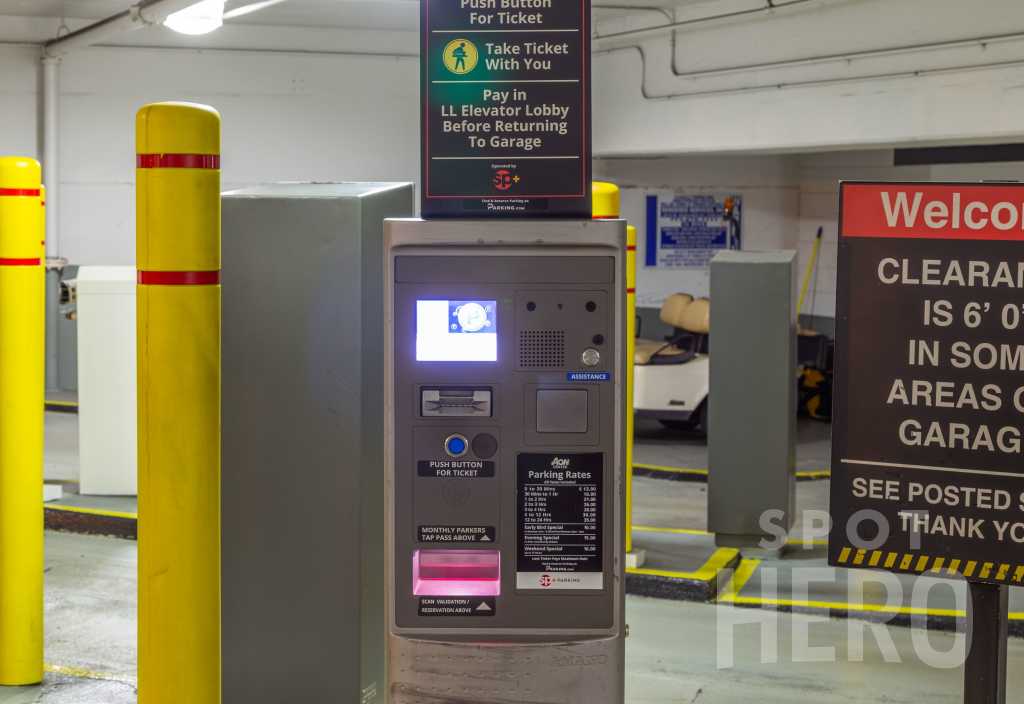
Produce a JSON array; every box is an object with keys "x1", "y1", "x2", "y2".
[{"x1": 385, "y1": 218, "x2": 627, "y2": 703}]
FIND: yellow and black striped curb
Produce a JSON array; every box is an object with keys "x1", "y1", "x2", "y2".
[
  {"x1": 626, "y1": 547, "x2": 740, "y2": 602},
  {"x1": 835, "y1": 546, "x2": 1023, "y2": 584},
  {"x1": 44, "y1": 400, "x2": 78, "y2": 413},
  {"x1": 44, "y1": 504, "x2": 136, "y2": 540}
]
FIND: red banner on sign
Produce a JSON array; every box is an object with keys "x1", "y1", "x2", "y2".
[{"x1": 841, "y1": 182, "x2": 1024, "y2": 241}]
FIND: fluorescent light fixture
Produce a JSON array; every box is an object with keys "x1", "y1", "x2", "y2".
[
  {"x1": 223, "y1": 0, "x2": 289, "y2": 20},
  {"x1": 164, "y1": 0, "x2": 226, "y2": 35}
]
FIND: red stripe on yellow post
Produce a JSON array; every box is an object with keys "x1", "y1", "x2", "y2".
[
  {"x1": 0, "y1": 156, "x2": 44, "y2": 685},
  {"x1": 136, "y1": 102, "x2": 221, "y2": 704}
]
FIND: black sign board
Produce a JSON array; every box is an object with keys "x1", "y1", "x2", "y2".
[
  {"x1": 830, "y1": 182, "x2": 1024, "y2": 587},
  {"x1": 420, "y1": 0, "x2": 592, "y2": 218}
]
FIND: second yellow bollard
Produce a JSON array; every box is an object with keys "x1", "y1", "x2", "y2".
[
  {"x1": 136, "y1": 102, "x2": 222, "y2": 704},
  {"x1": 592, "y1": 182, "x2": 638, "y2": 556}
]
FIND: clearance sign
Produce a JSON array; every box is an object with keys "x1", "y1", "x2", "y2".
[{"x1": 830, "y1": 182, "x2": 1024, "y2": 585}]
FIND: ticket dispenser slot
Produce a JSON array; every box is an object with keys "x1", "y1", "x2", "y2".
[{"x1": 385, "y1": 219, "x2": 626, "y2": 704}]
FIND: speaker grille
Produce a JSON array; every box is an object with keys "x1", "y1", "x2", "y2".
[{"x1": 519, "y1": 330, "x2": 566, "y2": 369}]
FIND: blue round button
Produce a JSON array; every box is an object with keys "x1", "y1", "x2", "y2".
[{"x1": 445, "y1": 434, "x2": 468, "y2": 457}]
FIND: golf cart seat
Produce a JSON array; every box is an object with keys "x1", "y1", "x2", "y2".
[{"x1": 635, "y1": 293, "x2": 696, "y2": 365}]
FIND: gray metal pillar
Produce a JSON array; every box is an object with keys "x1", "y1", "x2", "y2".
[
  {"x1": 45, "y1": 269, "x2": 60, "y2": 392},
  {"x1": 221, "y1": 182, "x2": 414, "y2": 704},
  {"x1": 708, "y1": 250, "x2": 798, "y2": 547}
]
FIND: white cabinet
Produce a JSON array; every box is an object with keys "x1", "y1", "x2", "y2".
[{"x1": 77, "y1": 266, "x2": 136, "y2": 495}]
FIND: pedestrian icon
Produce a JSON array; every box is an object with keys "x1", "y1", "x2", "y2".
[{"x1": 442, "y1": 38, "x2": 479, "y2": 75}]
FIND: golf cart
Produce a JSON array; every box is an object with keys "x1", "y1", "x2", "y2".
[{"x1": 633, "y1": 294, "x2": 710, "y2": 434}]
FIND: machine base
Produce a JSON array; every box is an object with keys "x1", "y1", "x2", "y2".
[{"x1": 389, "y1": 636, "x2": 625, "y2": 704}]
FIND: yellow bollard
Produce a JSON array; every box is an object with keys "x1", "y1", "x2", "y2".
[
  {"x1": 624, "y1": 223, "x2": 637, "y2": 555},
  {"x1": 136, "y1": 102, "x2": 221, "y2": 704},
  {"x1": 0, "y1": 156, "x2": 44, "y2": 686},
  {"x1": 592, "y1": 182, "x2": 637, "y2": 556}
]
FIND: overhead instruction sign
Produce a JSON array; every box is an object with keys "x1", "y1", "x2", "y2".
[
  {"x1": 420, "y1": 0, "x2": 592, "y2": 218},
  {"x1": 830, "y1": 182, "x2": 1024, "y2": 586},
  {"x1": 644, "y1": 193, "x2": 741, "y2": 268}
]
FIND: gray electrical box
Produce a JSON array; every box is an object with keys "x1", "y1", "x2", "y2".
[
  {"x1": 385, "y1": 218, "x2": 626, "y2": 703},
  {"x1": 221, "y1": 182, "x2": 414, "y2": 704},
  {"x1": 708, "y1": 250, "x2": 798, "y2": 547}
]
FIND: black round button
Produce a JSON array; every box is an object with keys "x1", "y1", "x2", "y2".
[
  {"x1": 472, "y1": 433, "x2": 499, "y2": 460},
  {"x1": 586, "y1": 301, "x2": 597, "y2": 312},
  {"x1": 592, "y1": 334, "x2": 605, "y2": 345}
]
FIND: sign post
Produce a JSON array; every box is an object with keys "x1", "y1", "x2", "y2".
[
  {"x1": 830, "y1": 181, "x2": 1024, "y2": 704},
  {"x1": 420, "y1": 0, "x2": 591, "y2": 218}
]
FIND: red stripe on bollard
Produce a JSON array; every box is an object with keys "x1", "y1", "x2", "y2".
[
  {"x1": 0, "y1": 189, "x2": 42, "y2": 197},
  {"x1": 136, "y1": 154, "x2": 221, "y2": 170},
  {"x1": 0, "y1": 258, "x2": 41, "y2": 266},
  {"x1": 138, "y1": 270, "x2": 221, "y2": 286}
]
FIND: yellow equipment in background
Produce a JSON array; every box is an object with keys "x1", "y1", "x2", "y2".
[
  {"x1": 0, "y1": 156, "x2": 45, "y2": 685},
  {"x1": 136, "y1": 102, "x2": 222, "y2": 704}
]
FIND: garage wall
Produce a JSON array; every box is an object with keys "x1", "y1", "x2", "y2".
[
  {"x1": 594, "y1": 154, "x2": 800, "y2": 306},
  {"x1": 0, "y1": 44, "x2": 419, "y2": 266},
  {"x1": 592, "y1": 0, "x2": 1024, "y2": 156},
  {"x1": 0, "y1": 46, "x2": 39, "y2": 157},
  {"x1": 796, "y1": 152, "x2": 1024, "y2": 323},
  {"x1": 598, "y1": 149, "x2": 1024, "y2": 329}
]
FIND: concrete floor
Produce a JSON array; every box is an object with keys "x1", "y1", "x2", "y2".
[
  {"x1": 632, "y1": 416, "x2": 833, "y2": 475},
  {"x1": 0, "y1": 533, "x2": 136, "y2": 703},
  {"x1": 32, "y1": 411, "x2": 1024, "y2": 701},
  {"x1": 10, "y1": 530, "x2": 1023, "y2": 703}
]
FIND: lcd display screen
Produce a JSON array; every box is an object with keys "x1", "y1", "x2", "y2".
[{"x1": 416, "y1": 300, "x2": 498, "y2": 362}]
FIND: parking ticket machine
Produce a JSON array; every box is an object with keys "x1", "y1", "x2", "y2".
[{"x1": 385, "y1": 218, "x2": 627, "y2": 703}]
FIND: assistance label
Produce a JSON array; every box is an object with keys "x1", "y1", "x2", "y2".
[
  {"x1": 418, "y1": 525, "x2": 496, "y2": 543},
  {"x1": 830, "y1": 182, "x2": 1024, "y2": 585},
  {"x1": 418, "y1": 459, "x2": 495, "y2": 478},
  {"x1": 418, "y1": 597, "x2": 496, "y2": 617},
  {"x1": 421, "y1": 0, "x2": 591, "y2": 217},
  {"x1": 516, "y1": 453, "x2": 603, "y2": 590},
  {"x1": 567, "y1": 371, "x2": 611, "y2": 382}
]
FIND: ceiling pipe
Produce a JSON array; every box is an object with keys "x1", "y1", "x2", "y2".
[
  {"x1": 593, "y1": 0, "x2": 818, "y2": 44},
  {"x1": 42, "y1": 0, "x2": 207, "y2": 58},
  {"x1": 39, "y1": 0, "x2": 212, "y2": 391}
]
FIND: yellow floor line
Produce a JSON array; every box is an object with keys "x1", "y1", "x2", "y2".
[
  {"x1": 45, "y1": 400, "x2": 79, "y2": 408},
  {"x1": 632, "y1": 524, "x2": 708, "y2": 536},
  {"x1": 44, "y1": 663, "x2": 135, "y2": 685},
  {"x1": 634, "y1": 463, "x2": 708, "y2": 476},
  {"x1": 728, "y1": 595, "x2": 965, "y2": 618},
  {"x1": 714, "y1": 559, "x2": 1024, "y2": 619},
  {"x1": 631, "y1": 524, "x2": 827, "y2": 548},
  {"x1": 627, "y1": 547, "x2": 739, "y2": 582},
  {"x1": 717, "y1": 558, "x2": 762, "y2": 603},
  {"x1": 45, "y1": 504, "x2": 138, "y2": 520},
  {"x1": 634, "y1": 463, "x2": 830, "y2": 480}
]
